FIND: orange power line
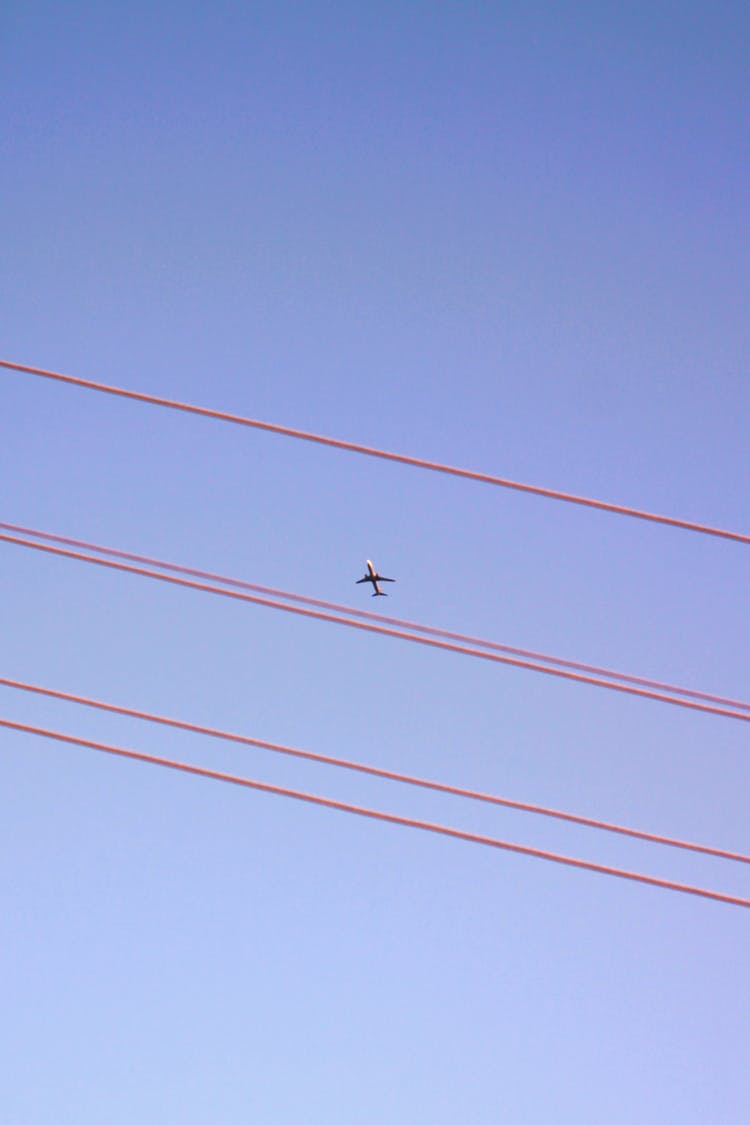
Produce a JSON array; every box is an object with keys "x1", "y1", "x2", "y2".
[
  {"x1": 4, "y1": 520, "x2": 748, "y2": 715},
  {"x1": 4, "y1": 357, "x2": 749, "y2": 545},
  {"x1": 3, "y1": 674, "x2": 747, "y2": 864},
  {"x1": 4, "y1": 715, "x2": 749, "y2": 908},
  {"x1": 4, "y1": 529, "x2": 750, "y2": 723}
]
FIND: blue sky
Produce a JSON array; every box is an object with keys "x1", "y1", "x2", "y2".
[{"x1": 3, "y1": 3, "x2": 749, "y2": 1121}]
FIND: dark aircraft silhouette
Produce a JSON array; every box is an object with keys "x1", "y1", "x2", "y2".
[{"x1": 356, "y1": 560, "x2": 395, "y2": 597}]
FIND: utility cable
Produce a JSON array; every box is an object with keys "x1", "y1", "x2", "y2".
[
  {"x1": 4, "y1": 529, "x2": 749, "y2": 723},
  {"x1": 3, "y1": 357, "x2": 748, "y2": 546},
  {"x1": 3, "y1": 716, "x2": 748, "y2": 908},
  {"x1": 3, "y1": 675, "x2": 747, "y2": 864},
  {"x1": 4, "y1": 520, "x2": 748, "y2": 715}
]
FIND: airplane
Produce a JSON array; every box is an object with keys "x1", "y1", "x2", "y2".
[{"x1": 356, "y1": 559, "x2": 395, "y2": 597}]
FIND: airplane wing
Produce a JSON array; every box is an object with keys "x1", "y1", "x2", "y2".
[
  {"x1": 356, "y1": 576, "x2": 370, "y2": 584},
  {"x1": 378, "y1": 576, "x2": 395, "y2": 583}
]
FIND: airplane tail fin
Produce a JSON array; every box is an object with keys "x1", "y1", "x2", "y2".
[{"x1": 373, "y1": 591, "x2": 387, "y2": 597}]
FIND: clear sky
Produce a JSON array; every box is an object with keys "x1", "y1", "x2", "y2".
[{"x1": 2, "y1": 2, "x2": 749, "y2": 1121}]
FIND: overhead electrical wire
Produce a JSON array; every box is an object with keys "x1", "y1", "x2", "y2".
[
  {"x1": 4, "y1": 674, "x2": 747, "y2": 865},
  {"x1": 3, "y1": 528, "x2": 749, "y2": 723},
  {"x1": 4, "y1": 520, "x2": 748, "y2": 716},
  {"x1": 6, "y1": 362, "x2": 746, "y2": 907},
  {"x1": 3, "y1": 357, "x2": 749, "y2": 546},
  {"x1": 3, "y1": 716, "x2": 748, "y2": 909}
]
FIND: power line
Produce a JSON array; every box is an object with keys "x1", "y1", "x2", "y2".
[
  {"x1": 4, "y1": 674, "x2": 747, "y2": 865},
  {"x1": 4, "y1": 357, "x2": 749, "y2": 546},
  {"x1": 4, "y1": 715, "x2": 748, "y2": 909},
  {"x1": 5, "y1": 520, "x2": 749, "y2": 716},
  {"x1": 4, "y1": 529, "x2": 750, "y2": 723}
]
